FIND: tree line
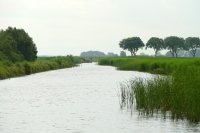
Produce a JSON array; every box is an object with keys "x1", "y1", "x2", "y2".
[
  {"x1": 80, "y1": 51, "x2": 119, "y2": 58},
  {"x1": 0, "y1": 27, "x2": 37, "y2": 62},
  {"x1": 119, "y1": 36, "x2": 200, "y2": 57}
]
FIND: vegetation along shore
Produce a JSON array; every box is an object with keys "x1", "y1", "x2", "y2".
[
  {"x1": 99, "y1": 57, "x2": 200, "y2": 122},
  {"x1": 0, "y1": 56, "x2": 87, "y2": 79},
  {"x1": 0, "y1": 27, "x2": 87, "y2": 79}
]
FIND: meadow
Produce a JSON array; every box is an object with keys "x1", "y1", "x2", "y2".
[{"x1": 99, "y1": 57, "x2": 200, "y2": 122}]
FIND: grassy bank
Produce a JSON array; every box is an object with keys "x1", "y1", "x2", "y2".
[
  {"x1": 0, "y1": 56, "x2": 87, "y2": 79},
  {"x1": 99, "y1": 57, "x2": 200, "y2": 122},
  {"x1": 98, "y1": 57, "x2": 200, "y2": 74}
]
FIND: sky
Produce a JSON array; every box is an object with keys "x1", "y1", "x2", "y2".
[{"x1": 0, "y1": 0, "x2": 200, "y2": 56}]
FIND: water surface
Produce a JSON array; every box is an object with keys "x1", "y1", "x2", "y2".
[{"x1": 0, "y1": 63, "x2": 199, "y2": 133}]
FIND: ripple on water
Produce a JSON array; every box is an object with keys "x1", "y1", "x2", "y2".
[{"x1": 0, "y1": 63, "x2": 199, "y2": 133}]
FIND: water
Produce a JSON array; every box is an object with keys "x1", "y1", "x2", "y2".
[{"x1": 0, "y1": 63, "x2": 199, "y2": 133}]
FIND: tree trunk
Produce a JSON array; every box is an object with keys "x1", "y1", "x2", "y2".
[
  {"x1": 170, "y1": 50, "x2": 174, "y2": 57},
  {"x1": 155, "y1": 50, "x2": 158, "y2": 57},
  {"x1": 192, "y1": 52, "x2": 195, "y2": 58},
  {"x1": 191, "y1": 50, "x2": 196, "y2": 58},
  {"x1": 133, "y1": 49, "x2": 137, "y2": 56},
  {"x1": 130, "y1": 51, "x2": 134, "y2": 56},
  {"x1": 175, "y1": 52, "x2": 178, "y2": 58},
  {"x1": 133, "y1": 52, "x2": 136, "y2": 56},
  {"x1": 130, "y1": 50, "x2": 136, "y2": 56}
]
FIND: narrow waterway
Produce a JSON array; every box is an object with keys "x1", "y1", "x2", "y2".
[{"x1": 0, "y1": 63, "x2": 199, "y2": 133}]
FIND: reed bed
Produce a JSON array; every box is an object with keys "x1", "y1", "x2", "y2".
[{"x1": 99, "y1": 57, "x2": 200, "y2": 122}]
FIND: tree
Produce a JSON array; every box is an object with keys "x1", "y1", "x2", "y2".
[
  {"x1": 0, "y1": 30, "x2": 24, "y2": 62},
  {"x1": 119, "y1": 37, "x2": 144, "y2": 56},
  {"x1": 0, "y1": 27, "x2": 37, "y2": 62},
  {"x1": 5, "y1": 27, "x2": 37, "y2": 61},
  {"x1": 107, "y1": 52, "x2": 118, "y2": 57},
  {"x1": 146, "y1": 37, "x2": 164, "y2": 57},
  {"x1": 164, "y1": 36, "x2": 185, "y2": 57},
  {"x1": 185, "y1": 37, "x2": 200, "y2": 57},
  {"x1": 120, "y1": 51, "x2": 126, "y2": 57},
  {"x1": 80, "y1": 51, "x2": 106, "y2": 58}
]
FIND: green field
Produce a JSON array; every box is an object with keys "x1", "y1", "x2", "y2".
[{"x1": 98, "y1": 57, "x2": 200, "y2": 122}]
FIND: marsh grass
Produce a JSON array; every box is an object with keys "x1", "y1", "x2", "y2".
[
  {"x1": 120, "y1": 67, "x2": 200, "y2": 122},
  {"x1": 100, "y1": 57, "x2": 200, "y2": 122}
]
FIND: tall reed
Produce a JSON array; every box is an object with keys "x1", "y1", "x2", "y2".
[{"x1": 120, "y1": 66, "x2": 200, "y2": 122}]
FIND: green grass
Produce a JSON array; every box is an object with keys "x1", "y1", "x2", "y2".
[
  {"x1": 99, "y1": 57, "x2": 200, "y2": 122},
  {"x1": 0, "y1": 56, "x2": 86, "y2": 79},
  {"x1": 98, "y1": 57, "x2": 200, "y2": 74}
]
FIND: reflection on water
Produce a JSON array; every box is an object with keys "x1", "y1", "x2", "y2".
[{"x1": 0, "y1": 63, "x2": 199, "y2": 133}]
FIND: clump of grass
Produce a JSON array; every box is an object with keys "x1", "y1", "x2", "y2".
[{"x1": 120, "y1": 67, "x2": 200, "y2": 122}]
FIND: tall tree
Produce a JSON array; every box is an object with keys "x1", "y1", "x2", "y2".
[
  {"x1": 119, "y1": 37, "x2": 144, "y2": 56},
  {"x1": 0, "y1": 27, "x2": 37, "y2": 62},
  {"x1": 146, "y1": 37, "x2": 164, "y2": 57},
  {"x1": 5, "y1": 27, "x2": 37, "y2": 61},
  {"x1": 185, "y1": 37, "x2": 200, "y2": 57},
  {"x1": 164, "y1": 36, "x2": 185, "y2": 57},
  {"x1": 0, "y1": 30, "x2": 24, "y2": 62}
]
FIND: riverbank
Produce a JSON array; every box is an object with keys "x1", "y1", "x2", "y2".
[
  {"x1": 98, "y1": 57, "x2": 200, "y2": 74},
  {"x1": 0, "y1": 56, "x2": 87, "y2": 79},
  {"x1": 1, "y1": 63, "x2": 195, "y2": 133},
  {"x1": 98, "y1": 57, "x2": 200, "y2": 122}
]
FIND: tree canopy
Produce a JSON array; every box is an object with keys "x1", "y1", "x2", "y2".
[
  {"x1": 146, "y1": 37, "x2": 164, "y2": 57},
  {"x1": 119, "y1": 37, "x2": 144, "y2": 56},
  {"x1": 0, "y1": 27, "x2": 37, "y2": 62},
  {"x1": 185, "y1": 37, "x2": 200, "y2": 57},
  {"x1": 120, "y1": 51, "x2": 126, "y2": 57},
  {"x1": 80, "y1": 51, "x2": 106, "y2": 58},
  {"x1": 164, "y1": 36, "x2": 185, "y2": 57},
  {"x1": 107, "y1": 52, "x2": 118, "y2": 57}
]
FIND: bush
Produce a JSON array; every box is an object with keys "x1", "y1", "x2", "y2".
[{"x1": 0, "y1": 56, "x2": 84, "y2": 79}]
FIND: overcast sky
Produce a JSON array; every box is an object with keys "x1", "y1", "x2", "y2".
[{"x1": 0, "y1": 0, "x2": 200, "y2": 56}]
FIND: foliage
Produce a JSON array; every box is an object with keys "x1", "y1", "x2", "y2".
[
  {"x1": 120, "y1": 51, "x2": 126, "y2": 57},
  {"x1": 0, "y1": 27, "x2": 37, "y2": 62},
  {"x1": 99, "y1": 57, "x2": 200, "y2": 122},
  {"x1": 120, "y1": 66, "x2": 200, "y2": 122},
  {"x1": 0, "y1": 30, "x2": 23, "y2": 62},
  {"x1": 80, "y1": 51, "x2": 119, "y2": 58},
  {"x1": 80, "y1": 51, "x2": 106, "y2": 58},
  {"x1": 0, "y1": 56, "x2": 84, "y2": 79},
  {"x1": 185, "y1": 37, "x2": 200, "y2": 57},
  {"x1": 119, "y1": 37, "x2": 144, "y2": 56},
  {"x1": 146, "y1": 37, "x2": 164, "y2": 56},
  {"x1": 106, "y1": 52, "x2": 118, "y2": 57},
  {"x1": 98, "y1": 57, "x2": 197, "y2": 74},
  {"x1": 164, "y1": 36, "x2": 185, "y2": 57}
]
